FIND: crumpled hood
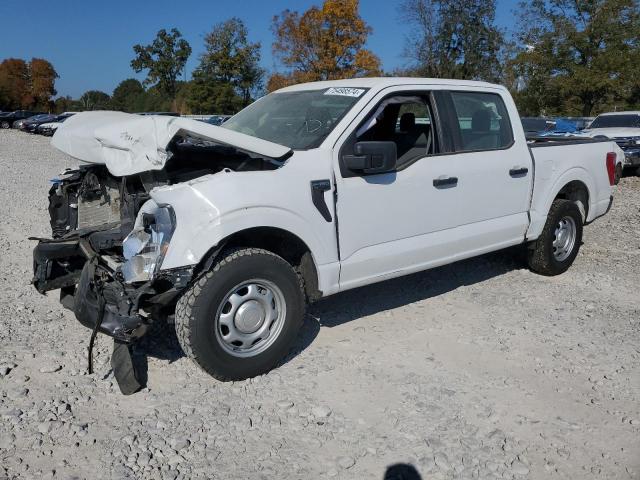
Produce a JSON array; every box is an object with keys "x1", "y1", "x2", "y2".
[
  {"x1": 579, "y1": 127, "x2": 640, "y2": 139},
  {"x1": 51, "y1": 111, "x2": 292, "y2": 177}
]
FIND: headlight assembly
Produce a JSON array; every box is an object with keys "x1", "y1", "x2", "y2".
[{"x1": 121, "y1": 203, "x2": 175, "y2": 283}]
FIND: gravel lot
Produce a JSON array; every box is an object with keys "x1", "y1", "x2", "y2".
[{"x1": 1, "y1": 129, "x2": 639, "y2": 480}]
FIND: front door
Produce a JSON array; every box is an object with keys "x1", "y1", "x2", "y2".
[{"x1": 334, "y1": 89, "x2": 464, "y2": 290}]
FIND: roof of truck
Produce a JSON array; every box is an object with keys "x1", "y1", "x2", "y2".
[{"x1": 277, "y1": 77, "x2": 505, "y2": 93}]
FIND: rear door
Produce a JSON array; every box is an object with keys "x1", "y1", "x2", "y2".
[{"x1": 434, "y1": 90, "x2": 533, "y2": 254}]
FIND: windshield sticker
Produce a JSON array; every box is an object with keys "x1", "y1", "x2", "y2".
[{"x1": 324, "y1": 87, "x2": 365, "y2": 98}]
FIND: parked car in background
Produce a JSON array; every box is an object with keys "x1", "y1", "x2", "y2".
[
  {"x1": 521, "y1": 117, "x2": 554, "y2": 137},
  {"x1": 545, "y1": 118, "x2": 578, "y2": 135},
  {"x1": 577, "y1": 112, "x2": 640, "y2": 177},
  {"x1": 21, "y1": 114, "x2": 57, "y2": 133},
  {"x1": 136, "y1": 112, "x2": 180, "y2": 117},
  {"x1": 204, "y1": 114, "x2": 232, "y2": 126},
  {"x1": 33, "y1": 78, "x2": 620, "y2": 392},
  {"x1": 35, "y1": 113, "x2": 76, "y2": 136},
  {"x1": 522, "y1": 117, "x2": 578, "y2": 138},
  {"x1": 0, "y1": 110, "x2": 43, "y2": 129}
]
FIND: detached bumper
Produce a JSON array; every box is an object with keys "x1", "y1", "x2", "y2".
[{"x1": 32, "y1": 237, "x2": 193, "y2": 343}]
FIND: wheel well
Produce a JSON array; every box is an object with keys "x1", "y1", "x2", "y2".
[
  {"x1": 196, "y1": 227, "x2": 321, "y2": 302},
  {"x1": 555, "y1": 181, "x2": 589, "y2": 222}
]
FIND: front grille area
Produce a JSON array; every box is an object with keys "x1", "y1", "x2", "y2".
[{"x1": 77, "y1": 185, "x2": 121, "y2": 229}]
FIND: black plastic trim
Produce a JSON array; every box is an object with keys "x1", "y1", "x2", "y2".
[{"x1": 310, "y1": 179, "x2": 332, "y2": 222}]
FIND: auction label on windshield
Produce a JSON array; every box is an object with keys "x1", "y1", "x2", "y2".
[{"x1": 324, "y1": 87, "x2": 365, "y2": 97}]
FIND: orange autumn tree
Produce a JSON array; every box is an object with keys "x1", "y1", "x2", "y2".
[{"x1": 268, "y1": 0, "x2": 381, "y2": 92}]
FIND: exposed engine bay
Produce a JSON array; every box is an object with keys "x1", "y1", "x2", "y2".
[{"x1": 33, "y1": 139, "x2": 283, "y2": 345}]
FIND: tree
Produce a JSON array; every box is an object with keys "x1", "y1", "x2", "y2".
[
  {"x1": 131, "y1": 28, "x2": 192, "y2": 99},
  {"x1": 398, "y1": 0, "x2": 505, "y2": 82},
  {"x1": 0, "y1": 59, "x2": 30, "y2": 110},
  {"x1": 186, "y1": 81, "x2": 242, "y2": 114},
  {"x1": 80, "y1": 90, "x2": 111, "y2": 110},
  {"x1": 29, "y1": 58, "x2": 58, "y2": 110},
  {"x1": 509, "y1": 0, "x2": 640, "y2": 116},
  {"x1": 193, "y1": 18, "x2": 264, "y2": 107},
  {"x1": 269, "y1": 0, "x2": 381, "y2": 90},
  {"x1": 111, "y1": 78, "x2": 145, "y2": 111}
]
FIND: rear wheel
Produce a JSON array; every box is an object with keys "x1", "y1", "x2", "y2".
[
  {"x1": 0, "y1": 121, "x2": 10, "y2": 129},
  {"x1": 175, "y1": 248, "x2": 305, "y2": 381},
  {"x1": 527, "y1": 199, "x2": 583, "y2": 276}
]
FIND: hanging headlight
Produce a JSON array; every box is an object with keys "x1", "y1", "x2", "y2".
[{"x1": 121, "y1": 202, "x2": 175, "y2": 283}]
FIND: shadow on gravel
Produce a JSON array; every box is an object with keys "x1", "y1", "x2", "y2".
[
  {"x1": 126, "y1": 246, "x2": 523, "y2": 389},
  {"x1": 281, "y1": 246, "x2": 524, "y2": 367},
  {"x1": 384, "y1": 463, "x2": 423, "y2": 479},
  {"x1": 309, "y1": 246, "x2": 524, "y2": 329}
]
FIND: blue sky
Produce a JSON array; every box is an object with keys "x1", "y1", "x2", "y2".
[{"x1": 0, "y1": 0, "x2": 519, "y2": 98}]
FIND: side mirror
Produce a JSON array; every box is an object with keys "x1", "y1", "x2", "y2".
[{"x1": 343, "y1": 141, "x2": 397, "y2": 174}]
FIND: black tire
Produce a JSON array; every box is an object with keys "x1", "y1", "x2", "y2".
[
  {"x1": 527, "y1": 199, "x2": 583, "y2": 276},
  {"x1": 614, "y1": 164, "x2": 622, "y2": 185},
  {"x1": 175, "y1": 248, "x2": 305, "y2": 381},
  {"x1": 0, "y1": 121, "x2": 10, "y2": 129}
]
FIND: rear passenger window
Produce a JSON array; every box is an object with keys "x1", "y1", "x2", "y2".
[{"x1": 450, "y1": 92, "x2": 513, "y2": 151}]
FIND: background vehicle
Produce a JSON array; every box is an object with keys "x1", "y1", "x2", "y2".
[
  {"x1": 0, "y1": 110, "x2": 42, "y2": 129},
  {"x1": 203, "y1": 114, "x2": 231, "y2": 126},
  {"x1": 578, "y1": 112, "x2": 640, "y2": 176},
  {"x1": 136, "y1": 112, "x2": 180, "y2": 116},
  {"x1": 522, "y1": 117, "x2": 578, "y2": 137},
  {"x1": 22, "y1": 113, "x2": 57, "y2": 133},
  {"x1": 35, "y1": 113, "x2": 75, "y2": 136},
  {"x1": 32, "y1": 78, "x2": 619, "y2": 393}
]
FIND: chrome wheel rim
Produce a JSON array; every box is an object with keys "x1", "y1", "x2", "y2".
[
  {"x1": 214, "y1": 279, "x2": 286, "y2": 357},
  {"x1": 552, "y1": 216, "x2": 577, "y2": 262}
]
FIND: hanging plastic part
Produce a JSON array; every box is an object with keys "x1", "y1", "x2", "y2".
[{"x1": 87, "y1": 285, "x2": 106, "y2": 374}]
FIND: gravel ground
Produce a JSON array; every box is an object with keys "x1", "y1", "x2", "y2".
[{"x1": 0, "y1": 129, "x2": 639, "y2": 480}]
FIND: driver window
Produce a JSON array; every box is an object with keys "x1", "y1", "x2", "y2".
[{"x1": 355, "y1": 95, "x2": 435, "y2": 166}]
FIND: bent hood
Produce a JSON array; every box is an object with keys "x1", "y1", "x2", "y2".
[
  {"x1": 579, "y1": 127, "x2": 640, "y2": 139},
  {"x1": 51, "y1": 111, "x2": 292, "y2": 177}
]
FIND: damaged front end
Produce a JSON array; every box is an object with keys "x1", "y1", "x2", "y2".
[
  {"x1": 32, "y1": 165, "x2": 193, "y2": 346},
  {"x1": 32, "y1": 111, "x2": 291, "y2": 392}
]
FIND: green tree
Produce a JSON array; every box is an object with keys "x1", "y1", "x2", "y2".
[
  {"x1": 80, "y1": 90, "x2": 111, "y2": 110},
  {"x1": 131, "y1": 28, "x2": 192, "y2": 99},
  {"x1": 111, "y1": 78, "x2": 146, "y2": 111},
  {"x1": 193, "y1": 18, "x2": 264, "y2": 107},
  {"x1": 398, "y1": 0, "x2": 505, "y2": 82},
  {"x1": 509, "y1": 0, "x2": 640, "y2": 116},
  {"x1": 269, "y1": 0, "x2": 381, "y2": 90},
  {"x1": 187, "y1": 81, "x2": 242, "y2": 114}
]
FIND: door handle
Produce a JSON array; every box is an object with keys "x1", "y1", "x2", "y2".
[
  {"x1": 509, "y1": 166, "x2": 529, "y2": 177},
  {"x1": 433, "y1": 176, "x2": 458, "y2": 188}
]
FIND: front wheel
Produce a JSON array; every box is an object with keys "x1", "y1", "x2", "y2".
[
  {"x1": 0, "y1": 121, "x2": 10, "y2": 129},
  {"x1": 175, "y1": 248, "x2": 305, "y2": 381},
  {"x1": 527, "y1": 199, "x2": 583, "y2": 276}
]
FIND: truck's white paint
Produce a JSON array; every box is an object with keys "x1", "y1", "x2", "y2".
[{"x1": 51, "y1": 78, "x2": 616, "y2": 298}]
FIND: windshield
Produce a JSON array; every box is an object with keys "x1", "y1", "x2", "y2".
[
  {"x1": 222, "y1": 88, "x2": 367, "y2": 149},
  {"x1": 590, "y1": 114, "x2": 640, "y2": 129}
]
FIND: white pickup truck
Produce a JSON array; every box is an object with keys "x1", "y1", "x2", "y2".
[{"x1": 32, "y1": 78, "x2": 620, "y2": 392}]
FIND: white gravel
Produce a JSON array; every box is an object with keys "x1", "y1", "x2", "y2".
[{"x1": 1, "y1": 129, "x2": 639, "y2": 479}]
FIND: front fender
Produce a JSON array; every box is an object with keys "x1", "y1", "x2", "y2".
[{"x1": 149, "y1": 180, "x2": 334, "y2": 271}]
